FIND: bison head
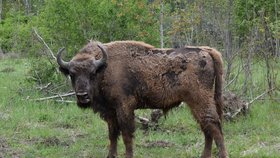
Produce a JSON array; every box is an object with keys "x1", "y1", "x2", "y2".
[{"x1": 56, "y1": 45, "x2": 108, "y2": 108}]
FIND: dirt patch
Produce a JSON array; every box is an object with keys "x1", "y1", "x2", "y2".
[
  {"x1": 141, "y1": 140, "x2": 175, "y2": 148},
  {"x1": 54, "y1": 122, "x2": 75, "y2": 129},
  {"x1": 0, "y1": 52, "x2": 4, "y2": 59},
  {"x1": 21, "y1": 135, "x2": 82, "y2": 149},
  {"x1": 0, "y1": 138, "x2": 22, "y2": 158},
  {"x1": 0, "y1": 138, "x2": 9, "y2": 154},
  {"x1": 0, "y1": 52, "x2": 20, "y2": 59},
  {"x1": 0, "y1": 67, "x2": 15, "y2": 73},
  {"x1": 39, "y1": 136, "x2": 71, "y2": 147},
  {"x1": 241, "y1": 142, "x2": 280, "y2": 156},
  {"x1": 275, "y1": 143, "x2": 280, "y2": 152},
  {"x1": 0, "y1": 112, "x2": 10, "y2": 120},
  {"x1": 153, "y1": 126, "x2": 188, "y2": 135}
]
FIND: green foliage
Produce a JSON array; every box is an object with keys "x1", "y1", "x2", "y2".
[
  {"x1": 34, "y1": 0, "x2": 160, "y2": 55},
  {"x1": 0, "y1": 10, "x2": 32, "y2": 54},
  {"x1": 1, "y1": 0, "x2": 161, "y2": 84},
  {"x1": 167, "y1": 1, "x2": 202, "y2": 46},
  {"x1": 270, "y1": 20, "x2": 280, "y2": 38},
  {"x1": 27, "y1": 58, "x2": 64, "y2": 84},
  {"x1": 233, "y1": 0, "x2": 280, "y2": 38}
]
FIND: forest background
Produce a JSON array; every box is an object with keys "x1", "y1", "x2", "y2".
[
  {"x1": 0, "y1": 0, "x2": 280, "y2": 157},
  {"x1": 1, "y1": 0, "x2": 279, "y2": 97}
]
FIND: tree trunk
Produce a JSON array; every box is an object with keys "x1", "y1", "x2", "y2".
[
  {"x1": 242, "y1": 26, "x2": 256, "y2": 98},
  {"x1": 275, "y1": 0, "x2": 280, "y2": 57},
  {"x1": 0, "y1": 0, "x2": 2, "y2": 22},
  {"x1": 159, "y1": 0, "x2": 164, "y2": 48},
  {"x1": 23, "y1": 0, "x2": 31, "y2": 15},
  {"x1": 224, "y1": 0, "x2": 233, "y2": 80}
]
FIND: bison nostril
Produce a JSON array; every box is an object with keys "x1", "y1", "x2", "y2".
[
  {"x1": 76, "y1": 92, "x2": 90, "y2": 104},
  {"x1": 76, "y1": 92, "x2": 89, "y2": 98}
]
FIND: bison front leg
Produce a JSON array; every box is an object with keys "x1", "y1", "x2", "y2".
[
  {"x1": 116, "y1": 106, "x2": 136, "y2": 158},
  {"x1": 105, "y1": 113, "x2": 120, "y2": 158}
]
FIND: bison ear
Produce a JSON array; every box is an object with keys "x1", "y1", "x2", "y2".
[{"x1": 59, "y1": 66, "x2": 69, "y2": 76}]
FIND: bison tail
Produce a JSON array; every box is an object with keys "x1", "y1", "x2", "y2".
[{"x1": 203, "y1": 47, "x2": 224, "y2": 121}]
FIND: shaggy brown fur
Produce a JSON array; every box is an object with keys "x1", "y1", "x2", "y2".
[{"x1": 57, "y1": 41, "x2": 228, "y2": 158}]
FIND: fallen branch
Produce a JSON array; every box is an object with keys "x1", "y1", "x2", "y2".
[
  {"x1": 30, "y1": 92, "x2": 75, "y2": 101},
  {"x1": 229, "y1": 106, "x2": 247, "y2": 119},
  {"x1": 135, "y1": 116, "x2": 150, "y2": 130},
  {"x1": 136, "y1": 116, "x2": 150, "y2": 123},
  {"x1": 32, "y1": 27, "x2": 56, "y2": 60},
  {"x1": 247, "y1": 87, "x2": 276, "y2": 105},
  {"x1": 55, "y1": 100, "x2": 75, "y2": 103},
  {"x1": 225, "y1": 88, "x2": 276, "y2": 119},
  {"x1": 257, "y1": 98, "x2": 280, "y2": 101}
]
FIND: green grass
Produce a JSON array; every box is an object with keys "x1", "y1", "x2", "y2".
[{"x1": 0, "y1": 58, "x2": 280, "y2": 158}]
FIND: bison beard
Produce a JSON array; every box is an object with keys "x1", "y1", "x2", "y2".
[{"x1": 57, "y1": 41, "x2": 228, "y2": 158}]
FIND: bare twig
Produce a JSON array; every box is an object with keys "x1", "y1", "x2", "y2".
[
  {"x1": 34, "y1": 70, "x2": 42, "y2": 85},
  {"x1": 135, "y1": 116, "x2": 150, "y2": 130},
  {"x1": 224, "y1": 64, "x2": 242, "y2": 89},
  {"x1": 32, "y1": 27, "x2": 56, "y2": 60},
  {"x1": 230, "y1": 106, "x2": 247, "y2": 119},
  {"x1": 224, "y1": 62, "x2": 254, "y2": 90},
  {"x1": 55, "y1": 100, "x2": 75, "y2": 103},
  {"x1": 135, "y1": 116, "x2": 150, "y2": 123},
  {"x1": 257, "y1": 98, "x2": 280, "y2": 101},
  {"x1": 30, "y1": 92, "x2": 75, "y2": 101},
  {"x1": 248, "y1": 87, "x2": 276, "y2": 105},
  {"x1": 47, "y1": 84, "x2": 67, "y2": 94},
  {"x1": 36, "y1": 82, "x2": 51, "y2": 91},
  {"x1": 58, "y1": 93, "x2": 64, "y2": 101}
]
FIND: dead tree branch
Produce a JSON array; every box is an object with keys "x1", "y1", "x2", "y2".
[
  {"x1": 136, "y1": 116, "x2": 150, "y2": 124},
  {"x1": 30, "y1": 92, "x2": 75, "y2": 101},
  {"x1": 227, "y1": 88, "x2": 276, "y2": 119},
  {"x1": 32, "y1": 27, "x2": 56, "y2": 60},
  {"x1": 55, "y1": 100, "x2": 75, "y2": 103},
  {"x1": 36, "y1": 83, "x2": 51, "y2": 91},
  {"x1": 247, "y1": 87, "x2": 276, "y2": 105}
]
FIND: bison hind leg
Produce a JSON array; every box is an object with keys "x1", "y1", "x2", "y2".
[
  {"x1": 185, "y1": 98, "x2": 227, "y2": 158},
  {"x1": 200, "y1": 118, "x2": 227, "y2": 158},
  {"x1": 201, "y1": 128, "x2": 213, "y2": 158}
]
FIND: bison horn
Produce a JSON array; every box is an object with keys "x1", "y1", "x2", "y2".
[
  {"x1": 95, "y1": 44, "x2": 108, "y2": 68},
  {"x1": 56, "y1": 47, "x2": 70, "y2": 69}
]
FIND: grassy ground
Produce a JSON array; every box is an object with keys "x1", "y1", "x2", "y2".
[{"x1": 0, "y1": 58, "x2": 279, "y2": 158}]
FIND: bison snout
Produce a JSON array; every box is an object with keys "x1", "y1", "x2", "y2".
[{"x1": 76, "y1": 92, "x2": 90, "y2": 104}]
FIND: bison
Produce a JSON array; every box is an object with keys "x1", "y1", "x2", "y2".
[{"x1": 57, "y1": 41, "x2": 228, "y2": 158}]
